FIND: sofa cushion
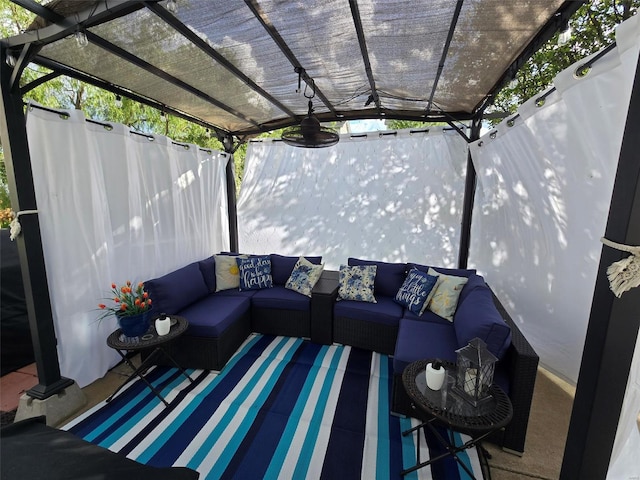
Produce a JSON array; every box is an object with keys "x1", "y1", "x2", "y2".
[
  {"x1": 408, "y1": 263, "x2": 476, "y2": 278},
  {"x1": 348, "y1": 258, "x2": 407, "y2": 298},
  {"x1": 338, "y1": 264, "x2": 377, "y2": 302},
  {"x1": 458, "y1": 273, "x2": 487, "y2": 304},
  {"x1": 403, "y1": 308, "x2": 452, "y2": 326},
  {"x1": 178, "y1": 295, "x2": 250, "y2": 337},
  {"x1": 198, "y1": 256, "x2": 216, "y2": 293},
  {"x1": 454, "y1": 286, "x2": 512, "y2": 360},
  {"x1": 334, "y1": 296, "x2": 403, "y2": 326},
  {"x1": 251, "y1": 285, "x2": 310, "y2": 311},
  {"x1": 393, "y1": 319, "x2": 458, "y2": 373},
  {"x1": 270, "y1": 254, "x2": 323, "y2": 286},
  {"x1": 427, "y1": 268, "x2": 468, "y2": 322},
  {"x1": 144, "y1": 262, "x2": 209, "y2": 315},
  {"x1": 394, "y1": 268, "x2": 439, "y2": 315},
  {"x1": 214, "y1": 254, "x2": 247, "y2": 291},
  {"x1": 285, "y1": 257, "x2": 324, "y2": 297},
  {"x1": 215, "y1": 288, "x2": 258, "y2": 299},
  {"x1": 237, "y1": 255, "x2": 273, "y2": 290}
]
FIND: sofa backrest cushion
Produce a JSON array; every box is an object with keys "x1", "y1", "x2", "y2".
[
  {"x1": 454, "y1": 286, "x2": 512, "y2": 360},
  {"x1": 270, "y1": 254, "x2": 322, "y2": 286},
  {"x1": 408, "y1": 263, "x2": 476, "y2": 279},
  {"x1": 145, "y1": 261, "x2": 209, "y2": 315},
  {"x1": 198, "y1": 256, "x2": 216, "y2": 293},
  {"x1": 348, "y1": 258, "x2": 407, "y2": 298},
  {"x1": 458, "y1": 273, "x2": 487, "y2": 304}
]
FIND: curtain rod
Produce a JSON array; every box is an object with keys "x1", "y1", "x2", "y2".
[
  {"x1": 26, "y1": 103, "x2": 220, "y2": 154},
  {"x1": 504, "y1": 41, "x2": 618, "y2": 128}
]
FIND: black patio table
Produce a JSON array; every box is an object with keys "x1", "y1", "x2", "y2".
[
  {"x1": 106, "y1": 315, "x2": 193, "y2": 406},
  {"x1": 401, "y1": 359, "x2": 513, "y2": 478}
]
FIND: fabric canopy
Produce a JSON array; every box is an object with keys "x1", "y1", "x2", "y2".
[{"x1": 5, "y1": 0, "x2": 580, "y2": 136}]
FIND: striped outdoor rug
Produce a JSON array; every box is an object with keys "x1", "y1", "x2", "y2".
[{"x1": 64, "y1": 334, "x2": 486, "y2": 479}]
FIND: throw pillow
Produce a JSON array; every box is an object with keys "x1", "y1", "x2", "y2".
[
  {"x1": 237, "y1": 255, "x2": 273, "y2": 290},
  {"x1": 214, "y1": 254, "x2": 246, "y2": 291},
  {"x1": 427, "y1": 267, "x2": 468, "y2": 321},
  {"x1": 338, "y1": 264, "x2": 377, "y2": 303},
  {"x1": 394, "y1": 268, "x2": 439, "y2": 315},
  {"x1": 285, "y1": 257, "x2": 325, "y2": 297}
]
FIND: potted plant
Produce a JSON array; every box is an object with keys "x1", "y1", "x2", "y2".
[{"x1": 98, "y1": 281, "x2": 153, "y2": 337}]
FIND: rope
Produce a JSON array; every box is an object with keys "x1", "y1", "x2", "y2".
[
  {"x1": 9, "y1": 210, "x2": 38, "y2": 241},
  {"x1": 600, "y1": 237, "x2": 640, "y2": 297}
]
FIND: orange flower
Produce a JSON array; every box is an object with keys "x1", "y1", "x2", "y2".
[
  {"x1": 134, "y1": 298, "x2": 141, "y2": 306},
  {"x1": 114, "y1": 297, "x2": 120, "y2": 303},
  {"x1": 143, "y1": 292, "x2": 149, "y2": 299},
  {"x1": 98, "y1": 304, "x2": 106, "y2": 309},
  {"x1": 147, "y1": 299, "x2": 152, "y2": 305},
  {"x1": 138, "y1": 282, "x2": 144, "y2": 289},
  {"x1": 111, "y1": 283, "x2": 116, "y2": 289},
  {"x1": 97, "y1": 281, "x2": 152, "y2": 323},
  {"x1": 126, "y1": 280, "x2": 132, "y2": 286},
  {"x1": 120, "y1": 304, "x2": 127, "y2": 311}
]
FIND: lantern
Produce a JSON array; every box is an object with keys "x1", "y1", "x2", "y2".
[{"x1": 453, "y1": 338, "x2": 497, "y2": 407}]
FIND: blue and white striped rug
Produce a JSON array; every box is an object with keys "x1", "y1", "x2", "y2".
[{"x1": 64, "y1": 334, "x2": 486, "y2": 479}]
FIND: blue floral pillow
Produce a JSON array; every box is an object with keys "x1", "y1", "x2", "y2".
[
  {"x1": 394, "y1": 268, "x2": 439, "y2": 315},
  {"x1": 236, "y1": 255, "x2": 273, "y2": 290},
  {"x1": 285, "y1": 257, "x2": 324, "y2": 297},
  {"x1": 338, "y1": 264, "x2": 377, "y2": 303}
]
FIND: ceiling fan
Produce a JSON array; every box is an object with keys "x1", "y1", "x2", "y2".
[{"x1": 281, "y1": 71, "x2": 339, "y2": 148}]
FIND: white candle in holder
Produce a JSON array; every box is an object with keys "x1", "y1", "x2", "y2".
[{"x1": 464, "y1": 368, "x2": 478, "y2": 395}]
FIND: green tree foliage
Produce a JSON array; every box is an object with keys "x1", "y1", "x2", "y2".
[{"x1": 490, "y1": 0, "x2": 639, "y2": 119}]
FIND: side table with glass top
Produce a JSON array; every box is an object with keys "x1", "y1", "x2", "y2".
[
  {"x1": 106, "y1": 315, "x2": 194, "y2": 407},
  {"x1": 401, "y1": 359, "x2": 513, "y2": 478}
]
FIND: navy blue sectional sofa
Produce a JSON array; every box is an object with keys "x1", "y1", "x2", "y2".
[
  {"x1": 333, "y1": 257, "x2": 538, "y2": 455},
  {"x1": 143, "y1": 253, "x2": 328, "y2": 372},
  {"x1": 142, "y1": 254, "x2": 537, "y2": 455}
]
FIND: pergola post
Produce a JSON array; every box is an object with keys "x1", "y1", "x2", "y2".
[
  {"x1": 221, "y1": 135, "x2": 239, "y2": 252},
  {"x1": 0, "y1": 46, "x2": 82, "y2": 413},
  {"x1": 457, "y1": 115, "x2": 482, "y2": 269},
  {"x1": 559, "y1": 49, "x2": 640, "y2": 479}
]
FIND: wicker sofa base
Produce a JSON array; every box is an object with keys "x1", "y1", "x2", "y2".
[
  {"x1": 146, "y1": 310, "x2": 251, "y2": 371},
  {"x1": 251, "y1": 307, "x2": 311, "y2": 339},
  {"x1": 333, "y1": 316, "x2": 398, "y2": 356}
]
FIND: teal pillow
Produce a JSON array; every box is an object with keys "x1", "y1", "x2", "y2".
[
  {"x1": 394, "y1": 268, "x2": 439, "y2": 315},
  {"x1": 236, "y1": 255, "x2": 273, "y2": 290},
  {"x1": 285, "y1": 257, "x2": 324, "y2": 297},
  {"x1": 338, "y1": 264, "x2": 377, "y2": 303}
]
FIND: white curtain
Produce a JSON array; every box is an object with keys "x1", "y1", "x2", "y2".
[
  {"x1": 238, "y1": 128, "x2": 468, "y2": 269},
  {"x1": 26, "y1": 107, "x2": 229, "y2": 387},
  {"x1": 469, "y1": 15, "x2": 640, "y2": 478}
]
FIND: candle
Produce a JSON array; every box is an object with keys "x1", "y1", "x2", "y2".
[{"x1": 464, "y1": 368, "x2": 478, "y2": 396}]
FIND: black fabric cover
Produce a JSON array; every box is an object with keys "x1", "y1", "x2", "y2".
[
  {"x1": 0, "y1": 416, "x2": 199, "y2": 480},
  {"x1": 1, "y1": 228, "x2": 34, "y2": 375}
]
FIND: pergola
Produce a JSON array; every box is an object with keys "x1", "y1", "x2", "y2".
[{"x1": 1, "y1": 1, "x2": 638, "y2": 479}]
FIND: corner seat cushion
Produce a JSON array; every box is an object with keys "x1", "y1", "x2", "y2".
[
  {"x1": 348, "y1": 258, "x2": 407, "y2": 298},
  {"x1": 403, "y1": 308, "x2": 452, "y2": 326},
  {"x1": 393, "y1": 319, "x2": 458, "y2": 374},
  {"x1": 178, "y1": 295, "x2": 250, "y2": 337},
  {"x1": 215, "y1": 288, "x2": 258, "y2": 299},
  {"x1": 454, "y1": 286, "x2": 512, "y2": 360},
  {"x1": 334, "y1": 296, "x2": 403, "y2": 326},
  {"x1": 251, "y1": 285, "x2": 310, "y2": 311},
  {"x1": 145, "y1": 262, "x2": 209, "y2": 315},
  {"x1": 270, "y1": 254, "x2": 322, "y2": 286}
]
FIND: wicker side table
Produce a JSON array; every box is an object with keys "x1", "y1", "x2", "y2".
[
  {"x1": 401, "y1": 359, "x2": 513, "y2": 478},
  {"x1": 106, "y1": 316, "x2": 193, "y2": 406}
]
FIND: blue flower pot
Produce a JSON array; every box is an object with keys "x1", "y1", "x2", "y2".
[{"x1": 117, "y1": 309, "x2": 152, "y2": 337}]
